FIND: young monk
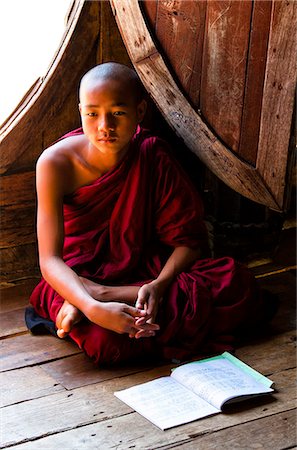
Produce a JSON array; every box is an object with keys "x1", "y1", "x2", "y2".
[{"x1": 28, "y1": 62, "x2": 273, "y2": 364}]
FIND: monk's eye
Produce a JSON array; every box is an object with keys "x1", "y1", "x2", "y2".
[
  {"x1": 86, "y1": 112, "x2": 97, "y2": 117},
  {"x1": 113, "y1": 111, "x2": 126, "y2": 116}
]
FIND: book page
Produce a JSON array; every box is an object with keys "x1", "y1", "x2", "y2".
[
  {"x1": 171, "y1": 358, "x2": 273, "y2": 410},
  {"x1": 223, "y1": 352, "x2": 274, "y2": 387},
  {"x1": 115, "y1": 376, "x2": 219, "y2": 430}
]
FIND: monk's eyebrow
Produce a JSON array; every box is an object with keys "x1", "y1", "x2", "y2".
[
  {"x1": 83, "y1": 102, "x2": 128, "y2": 108},
  {"x1": 112, "y1": 102, "x2": 128, "y2": 107}
]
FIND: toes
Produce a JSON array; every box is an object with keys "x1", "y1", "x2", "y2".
[
  {"x1": 57, "y1": 328, "x2": 68, "y2": 339},
  {"x1": 55, "y1": 302, "x2": 83, "y2": 338},
  {"x1": 55, "y1": 308, "x2": 63, "y2": 330},
  {"x1": 60, "y1": 314, "x2": 74, "y2": 334}
]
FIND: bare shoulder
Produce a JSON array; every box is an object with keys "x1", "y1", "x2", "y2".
[
  {"x1": 36, "y1": 135, "x2": 89, "y2": 195},
  {"x1": 37, "y1": 134, "x2": 87, "y2": 169}
]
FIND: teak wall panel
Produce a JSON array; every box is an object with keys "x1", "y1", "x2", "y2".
[
  {"x1": 97, "y1": 1, "x2": 131, "y2": 66},
  {"x1": 257, "y1": 0, "x2": 297, "y2": 208},
  {"x1": 238, "y1": 0, "x2": 272, "y2": 164},
  {"x1": 200, "y1": 0, "x2": 253, "y2": 152},
  {"x1": 0, "y1": 205, "x2": 36, "y2": 249},
  {"x1": 141, "y1": 0, "x2": 277, "y2": 167},
  {"x1": 151, "y1": 0, "x2": 207, "y2": 107},
  {"x1": 0, "y1": 172, "x2": 35, "y2": 206},
  {"x1": 141, "y1": 0, "x2": 157, "y2": 29}
]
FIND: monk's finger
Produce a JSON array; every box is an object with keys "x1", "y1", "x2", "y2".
[
  {"x1": 124, "y1": 305, "x2": 147, "y2": 318},
  {"x1": 135, "y1": 329, "x2": 156, "y2": 339},
  {"x1": 135, "y1": 320, "x2": 159, "y2": 331},
  {"x1": 128, "y1": 323, "x2": 144, "y2": 338},
  {"x1": 134, "y1": 314, "x2": 152, "y2": 325},
  {"x1": 146, "y1": 296, "x2": 161, "y2": 316},
  {"x1": 135, "y1": 286, "x2": 149, "y2": 309},
  {"x1": 128, "y1": 329, "x2": 137, "y2": 338}
]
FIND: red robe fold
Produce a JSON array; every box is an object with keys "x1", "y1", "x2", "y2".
[{"x1": 30, "y1": 126, "x2": 262, "y2": 363}]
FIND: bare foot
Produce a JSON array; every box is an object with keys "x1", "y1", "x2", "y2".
[{"x1": 55, "y1": 300, "x2": 83, "y2": 338}]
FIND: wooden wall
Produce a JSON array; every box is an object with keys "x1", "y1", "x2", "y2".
[{"x1": 141, "y1": 1, "x2": 289, "y2": 166}]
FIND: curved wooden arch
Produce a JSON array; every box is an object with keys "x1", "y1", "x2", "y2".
[{"x1": 110, "y1": 0, "x2": 296, "y2": 211}]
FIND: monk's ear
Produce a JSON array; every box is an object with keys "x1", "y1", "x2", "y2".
[
  {"x1": 78, "y1": 103, "x2": 82, "y2": 114},
  {"x1": 137, "y1": 99, "x2": 147, "y2": 123}
]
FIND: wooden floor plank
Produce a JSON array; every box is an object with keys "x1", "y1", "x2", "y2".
[
  {"x1": 1, "y1": 366, "x2": 295, "y2": 448},
  {"x1": 258, "y1": 272, "x2": 296, "y2": 334},
  {"x1": 0, "y1": 308, "x2": 28, "y2": 338},
  {"x1": 39, "y1": 329, "x2": 297, "y2": 392},
  {"x1": 0, "y1": 333, "x2": 81, "y2": 372},
  {"x1": 171, "y1": 409, "x2": 297, "y2": 450},
  {"x1": 0, "y1": 279, "x2": 38, "y2": 313},
  {"x1": 41, "y1": 352, "x2": 157, "y2": 390},
  {"x1": 0, "y1": 366, "x2": 65, "y2": 407},
  {"x1": 6, "y1": 410, "x2": 296, "y2": 450},
  {"x1": 3, "y1": 368, "x2": 296, "y2": 449},
  {"x1": 236, "y1": 330, "x2": 296, "y2": 375}
]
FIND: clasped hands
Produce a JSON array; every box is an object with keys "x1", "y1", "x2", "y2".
[
  {"x1": 131, "y1": 281, "x2": 162, "y2": 339},
  {"x1": 86, "y1": 280, "x2": 162, "y2": 338}
]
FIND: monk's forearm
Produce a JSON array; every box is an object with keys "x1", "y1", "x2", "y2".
[
  {"x1": 154, "y1": 246, "x2": 200, "y2": 293},
  {"x1": 101, "y1": 285, "x2": 139, "y2": 303},
  {"x1": 79, "y1": 277, "x2": 139, "y2": 304},
  {"x1": 40, "y1": 256, "x2": 98, "y2": 316}
]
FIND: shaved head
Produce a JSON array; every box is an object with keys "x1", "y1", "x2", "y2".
[{"x1": 79, "y1": 62, "x2": 146, "y2": 104}]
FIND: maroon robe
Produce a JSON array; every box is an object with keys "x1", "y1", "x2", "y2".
[{"x1": 30, "y1": 127, "x2": 262, "y2": 363}]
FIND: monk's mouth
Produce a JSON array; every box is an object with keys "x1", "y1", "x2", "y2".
[{"x1": 98, "y1": 138, "x2": 117, "y2": 143}]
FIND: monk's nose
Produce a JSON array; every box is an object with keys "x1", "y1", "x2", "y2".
[{"x1": 98, "y1": 114, "x2": 115, "y2": 132}]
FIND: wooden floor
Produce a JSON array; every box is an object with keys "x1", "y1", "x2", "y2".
[{"x1": 1, "y1": 239, "x2": 296, "y2": 449}]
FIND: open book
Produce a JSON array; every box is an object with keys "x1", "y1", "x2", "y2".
[{"x1": 114, "y1": 352, "x2": 274, "y2": 430}]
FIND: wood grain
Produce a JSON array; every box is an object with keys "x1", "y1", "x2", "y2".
[
  {"x1": 257, "y1": 0, "x2": 297, "y2": 207},
  {"x1": 175, "y1": 410, "x2": 296, "y2": 450},
  {"x1": 236, "y1": 330, "x2": 297, "y2": 375},
  {"x1": 0, "y1": 279, "x2": 39, "y2": 311},
  {"x1": 97, "y1": 0, "x2": 131, "y2": 66},
  {"x1": 136, "y1": 54, "x2": 279, "y2": 209},
  {"x1": 0, "y1": 308, "x2": 29, "y2": 338},
  {"x1": 0, "y1": 204, "x2": 36, "y2": 249},
  {"x1": 1, "y1": 367, "x2": 295, "y2": 448},
  {"x1": 238, "y1": 0, "x2": 273, "y2": 164},
  {"x1": 141, "y1": 0, "x2": 157, "y2": 29},
  {"x1": 201, "y1": 0, "x2": 253, "y2": 152},
  {"x1": 0, "y1": 333, "x2": 81, "y2": 371},
  {"x1": 0, "y1": 172, "x2": 35, "y2": 206},
  {"x1": 153, "y1": 0, "x2": 207, "y2": 107},
  {"x1": 111, "y1": 0, "x2": 295, "y2": 210},
  {"x1": 6, "y1": 409, "x2": 296, "y2": 450},
  {"x1": 0, "y1": 365, "x2": 65, "y2": 408},
  {"x1": 0, "y1": 243, "x2": 39, "y2": 284},
  {"x1": 42, "y1": 352, "x2": 156, "y2": 390}
]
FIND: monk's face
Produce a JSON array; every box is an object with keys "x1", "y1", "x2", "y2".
[{"x1": 79, "y1": 77, "x2": 146, "y2": 157}]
